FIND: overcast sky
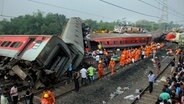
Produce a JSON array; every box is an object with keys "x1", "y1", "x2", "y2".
[{"x1": 0, "y1": 0, "x2": 184, "y2": 24}]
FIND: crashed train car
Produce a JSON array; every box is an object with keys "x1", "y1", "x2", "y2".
[
  {"x1": 0, "y1": 17, "x2": 84, "y2": 87},
  {"x1": 62, "y1": 17, "x2": 84, "y2": 70}
]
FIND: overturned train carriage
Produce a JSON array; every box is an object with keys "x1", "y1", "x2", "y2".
[
  {"x1": 0, "y1": 17, "x2": 84, "y2": 88},
  {"x1": 62, "y1": 17, "x2": 84, "y2": 69}
]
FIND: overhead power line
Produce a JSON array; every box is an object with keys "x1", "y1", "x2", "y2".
[
  {"x1": 138, "y1": 0, "x2": 184, "y2": 19},
  {"x1": 155, "y1": 0, "x2": 184, "y2": 17},
  {"x1": 99, "y1": 0, "x2": 160, "y2": 19},
  {"x1": 138, "y1": 0, "x2": 162, "y2": 11},
  {"x1": 28, "y1": 0, "x2": 115, "y2": 20},
  {"x1": 0, "y1": 14, "x2": 14, "y2": 18}
]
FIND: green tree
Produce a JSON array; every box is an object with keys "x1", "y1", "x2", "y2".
[{"x1": 0, "y1": 11, "x2": 68, "y2": 35}]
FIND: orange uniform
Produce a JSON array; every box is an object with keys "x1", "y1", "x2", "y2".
[
  {"x1": 176, "y1": 49, "x2": 181, "y2": 55},
  {"x1": 41, "y1": 90, "x2": 55, "y2": 104},
  {"x1": 98, "y1": 63, "x2": 104, "y2": 78},
  {"x1": 120, "y1": 54, "x2": 125, "y2": 66},
  {"x1": 109, "y1": 59, "x2": 116, "y2": 75},
  {"x1": 41, "y1": 98, "x2": 50, "y2": 104},
  {"x1": 145, "y1": 46, "x2": 149, "y2": 58}
]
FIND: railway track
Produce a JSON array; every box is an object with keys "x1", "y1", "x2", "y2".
[{"x1": 131, "y1": 56, "x2": 174, "y2": 104}]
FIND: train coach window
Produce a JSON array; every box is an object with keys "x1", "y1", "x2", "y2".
[
  {"x1": 102, "y1": 41, "x2": 106, "y2": 45},
  {"x1": 114, "y1": 41, "x2": 118, "y2": 45},
  {"x1": 134, "y1": 40, "x2": 137, "y2": 43},
  {"x1": 1, "y1": 41, "x2": 11, "y2": 47},
  {"x1": 120, "y1": 41, "x2": 123, "y2": 44},
  {"x1": 140, "y1": 40, "x2": 146, "y2": 43},
  {"x1": 36, "y1": 40, "x2": 42, "y2": 43},
  {"x1": 10, "y1": 42, "x2": 22, "y2": 48},
  {"x1": 131, "y1": 40, "x2": 135, "y2": 43}
]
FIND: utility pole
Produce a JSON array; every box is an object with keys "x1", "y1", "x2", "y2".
[
  {"x1": 1, "y1": 0, "x2": 4, "y2": 16},
  {"x1": 159, "y1": 0, "x2": 168, "y2": 23},
  {"x1": 158, "y1": 0, "x2": 168, "y2": 31}
]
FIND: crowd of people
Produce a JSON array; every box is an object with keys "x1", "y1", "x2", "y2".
[
  {"x1": 0, "y1": 83, "x2": 56, "y2": 104},
  {"x1": 155, "y1": 48, "x2": 184, "y2": 104},
  {"x1": 0, "y1": 83, "x2": 35, "y2": 104},
  {"x1": 72, "y1": 42, "x2": 164, "y2": 92}
]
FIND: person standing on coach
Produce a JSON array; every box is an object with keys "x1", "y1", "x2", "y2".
[{"x1": 148, "y1": 71, "x2": 155, "y2": 93}]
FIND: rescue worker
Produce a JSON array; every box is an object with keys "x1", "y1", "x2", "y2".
[
  {"x1": 98, "y1": 60, "x2": 104, "y2": 78},
  {"x1": 145, "y1": 46, "x2": 149, "y2": 58},
  {"x1": 40, "y1": 89, "x2": 55, "y2": 104},
  {"x1": 109, "y1": 58, "x2": 116, "y2": 76},
  {"x1": 119, "y1": 54, "x2": 125, "y2": 66},
  {"x1": 87, "y1": 65, "x2": 95, "y2": 83},
  {"x1": 175, "y1": 48, "x2": 181, "y2": 64},
  {"x1": 135, "y1": 48, "x2": 141, "y2": 61},
  {"x1": 176, "y1": 48, "x2": 181, "y2": 55},
  {"x1": 147, "y1": 45, "x2": 151, "y2": 56}
]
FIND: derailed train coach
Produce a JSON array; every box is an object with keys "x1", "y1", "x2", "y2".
[
  {"x1": 0, "y1": 17, "x2": 84, "y2": 88},
  {"x1": 62, "y1": 17, "x2": 84, "y2": 70}
]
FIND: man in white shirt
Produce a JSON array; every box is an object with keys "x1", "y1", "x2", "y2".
[
  {"x1": 10, "y1": 84, "x2": 18, "y2": 104},
  {"x1": 80, "y1": 67, "x2": 87, "y2": 85},
  {"x1": 148, "y1": 71, "x2": 155, "y2": 93}
]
